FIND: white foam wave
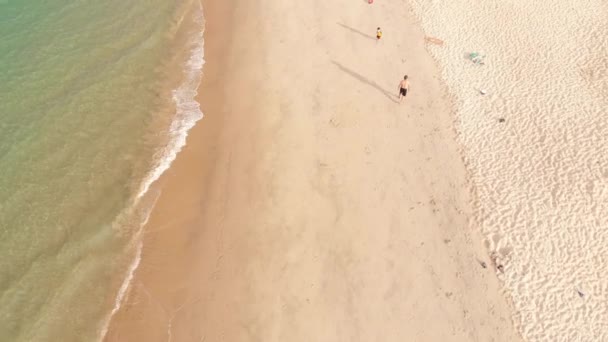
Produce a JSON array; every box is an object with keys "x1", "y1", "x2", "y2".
[
  {"x1": 136, "y1": 2, "x2": 206, "y2": 200},
  {"x1": 97, "y1": 187, "x2": 159, "y2": 341},
  {"x1": 97, "y1": 234, "x2": 144, "y2": 340},
  {"x1": 97, "y1": 1, "x2": 206, "y2": 341}
]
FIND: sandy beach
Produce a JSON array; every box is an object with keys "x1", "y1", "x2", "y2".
[
  {"x1": 409, "y1": 0, "x2": 608, "y2": 340},
  {"x1": 104, "y1": 0, "x2": 521, "y2": 340}
]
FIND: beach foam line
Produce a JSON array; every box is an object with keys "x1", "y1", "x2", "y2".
[
  {"x1": 97, "y1": 1, "x2": 206, "y2": 341},
  {"x1": 136, "y1": 1, "x2": 206, "y2": 201},
  {"x1": 96, "y1": 188, "x2": 159, "y2": 341}
]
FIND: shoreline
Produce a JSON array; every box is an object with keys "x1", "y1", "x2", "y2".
[
  {"x1": 102, "y1": 0, "x2": 235, "y2": 339},
  {"x1": 105, "y1": 0, "x2": 521, "y2": 340}
]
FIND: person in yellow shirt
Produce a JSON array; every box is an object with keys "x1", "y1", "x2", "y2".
[{"x1": 376, "y1": 27, "x2": 382, "y2": 42}]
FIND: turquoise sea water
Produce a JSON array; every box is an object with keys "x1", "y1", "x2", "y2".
[{"x1": 0, "y1": 1, "x2": 204, "y2": 340}]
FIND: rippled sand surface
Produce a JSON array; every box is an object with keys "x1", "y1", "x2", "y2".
[{"x1": 409, "y1": 0, "x2": 608, "y2": 340}]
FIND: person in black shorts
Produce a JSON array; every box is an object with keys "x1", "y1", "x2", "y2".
[{"x1": 398, "y1": 75, "x2": 409, "y2": 102}]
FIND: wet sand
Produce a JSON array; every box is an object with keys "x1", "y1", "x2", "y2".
[{"x1": 104, "y1": 0, "x2": 521, "y2": 340}]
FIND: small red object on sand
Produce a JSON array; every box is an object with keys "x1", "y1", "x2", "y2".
[{"x1": 368, "y1": 0, "x2": 373, "y2": 3}]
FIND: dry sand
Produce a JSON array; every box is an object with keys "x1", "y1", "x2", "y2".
[
  {"x1": 104, "y1": 0, "x2": 521, "y2": 340},
  {"x1": 410, "y1": 0, "x2": 608, "y2": 340}
]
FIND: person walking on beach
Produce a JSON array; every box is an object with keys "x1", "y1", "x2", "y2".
[
  {"x1": 376, "y1": 27, "x2": 382, "y2": 43},
  {"x1": 398, "y1": 75, "x2": 409, "y2": 102}
]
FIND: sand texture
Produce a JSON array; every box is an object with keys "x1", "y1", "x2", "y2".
[
  {"x1": 104, "y1": 0, "x2": 521, "y2": 341},
  {"x1": 409, "y1": 0, "x2": 608, "y2": 340}
]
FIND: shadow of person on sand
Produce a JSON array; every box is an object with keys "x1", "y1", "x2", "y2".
[
  {"x1": 337, "y1": 23, "x2": 377, "y2": 41},
  {"x1": 331, "y1": 61, "x2": 398, "y2": 103}
]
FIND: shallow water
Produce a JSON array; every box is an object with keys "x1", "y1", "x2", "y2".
[
  {"x1": 409, "y1": 0, "x2": 608, "y2": 340},
  {"x1": 0, "y1": 1, "x2": 204, "y2": 340}
]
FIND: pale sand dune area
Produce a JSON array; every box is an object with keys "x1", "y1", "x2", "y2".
[
  {"x1": 409, "y1": 0, "x2": 608, "y2": 340},
  {"x1": 104, "y1": 0, "x2": 522, "y2": 341}
]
